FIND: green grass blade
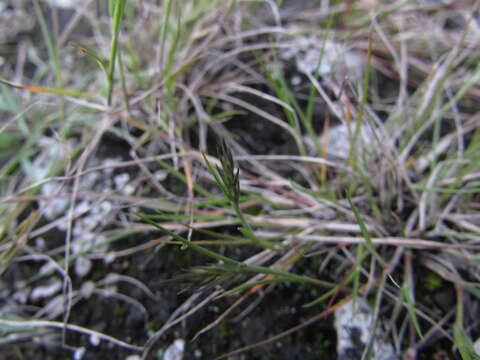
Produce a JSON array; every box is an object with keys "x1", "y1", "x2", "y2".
[
  {"x1": 346, "y1": 191, "x2": 386, "y2": 267},
  {"x1": 158, "y1": 0, "x2": 174, "y2": 73},
  {"x1": 401, "y1": 283, "x2": 424, "y2": 340},
  {"x1": 32, "y1": 0, "x2": 62, "y2": 89},
  {"x1": 107, "y1": 0, "x2": 126, "y2": 105},
  {"x1": 135, "y1": 213, "x2": 334, "y2": 288},
  {"x1": 455, "y1": 286, "x2": 480, "y2": 359},
  {"x1": 71, "y1": 42, "x2": 108, "y2": 74},
  {"x1": 0, "y1": 78, "x2": 91, "y2": 98}
]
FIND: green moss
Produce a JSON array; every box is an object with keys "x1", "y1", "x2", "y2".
[
  {"x1": 147, "y1": 320, "x2": 161, "y2": 335},
  {"x1": 113, "y1": 303, "x2": 129, "y2": 318},
  {"x1": 424, "y1": 272, "x2": 443, "y2": 292}
]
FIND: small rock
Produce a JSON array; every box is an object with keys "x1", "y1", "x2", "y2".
[
  {"x1": 74, "y1": 347, "x2": 86, "y2": 360},
  {"x1": 30, "y1": 279, "x2": 62, "y2": 301},
  {"x1": 40, "y1": 181, "x2": 69, "y2": 220},
  {"x1": 104, "y1": 252, "x2": 116, "y2": 264},
  {"x1": 154, "y1": 170, "x2": 168, "y2": 181},
  {"x1": 475, "y1": 337, "x2": 480, "y2": 356},
  {"x1": 80, "y1": 281, "x2": 96, "y2": 299},
  {"x1": 45, "y1": 0, "x2": 80, "y2": 9},
  {"x1": 280, "y1": 36, "x2": 365, "y2": 82},
  {"x1": 163, "y1": 339, "x2": 185, "y2": 360},
  {"x1": 114, "y1": 173, "x2": 130, "y2": 190},
  {"x1": 304, "y1": 121, "x2": 374, "y2": 160},
  {"x1": 80, "y1": 172, "x2": 100, "y2": 190},
  {"x1": 35, "y1": 237, "x2": 46, "y2": 250},
  {"x1": 334, "y1": 298, "x2": 396, "y2": 360},
  {"x1": 89, "y1": 333, "x2": 100, "y2": 346},
  {"x1": 125, "y1": 356, "x2": 141, "y2": 360},
  {"x1": 74, "y1": 256, "x2": 92, "y2": 278}
]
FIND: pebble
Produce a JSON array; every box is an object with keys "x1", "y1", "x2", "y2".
[
  {"x1": 163, "y1": 339, "x2": 185, "y2": 360},
  {"x1": 334, "y1": 298, "x2": 396, "y2": 360}
]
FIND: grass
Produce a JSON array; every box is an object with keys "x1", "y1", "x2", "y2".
[{"x1": 1, "y1": 1, "x2": 480, "y2": 359}]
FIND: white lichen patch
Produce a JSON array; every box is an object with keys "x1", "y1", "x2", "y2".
[
  {"x1": 114, "y1": 173, "x2": 130, "y2": 190},
  {"x1": 154, "y1": 169, "x2": 168, "y2": 181},
  {"x1": 305, "y1": 121, "x2": 375, "y2": 160},
  {"x1": 41, "y1": 181, "x2": 70, "y2": 220},
  {"x1": 280, "y1": 35, "x2": 365, "y2": 82},
  {"x1": 74, "y1": 256, "x2": 92, "y2": 278},
  {"x1": 35, "y1": 151, "x2": 145, "y2": 278},
  {"x1": 89, "y1": 333, "x2": 100, "y2": 346},
  {"x1": 125, "y1": 356, "x2": 141, "y2": 360},
  {"x1": 114, "y1": 173, "x2": 135, "y2": 195},
  {"x1": 163, "y1": 339, "x2": 185, "y2": 360},
  {"x1": 79, "y1": 281, "x2": 96, "y2": 299},
  {"x1": 44, "y1": 0, "x2": 81, "y2": 9},
  {"x1": 34, "y1": 138, "x2": 75, "y2": 219},
  {"x1": 72, "y1": 233, "x2": 106, "y2": 278},
  {"x1": 30, "y1": 279, "x2": 62, "y2": 301},
  {"x1": 334, "y1": 298, "x2": 396, "y2": 360}
]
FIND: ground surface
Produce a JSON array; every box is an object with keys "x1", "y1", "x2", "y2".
[{"x1": 1, "y1": 1, "x2": 480, "y2": 360}]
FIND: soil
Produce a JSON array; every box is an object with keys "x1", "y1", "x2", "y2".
[{"x1": 1, "y1": 2, "x2": 476, "y2": 360}]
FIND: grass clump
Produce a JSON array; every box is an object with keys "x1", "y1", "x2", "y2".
[{"x1": 0, "y1": 1, "x2": 480, "y2": 359}]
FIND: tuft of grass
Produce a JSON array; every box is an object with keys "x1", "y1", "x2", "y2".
[
  {"x1": 1, "y1": 1, "x2": 480, "y2": 359},
  {"x1": 203, "y1": 141, "x2": 273, "y2": 248}
]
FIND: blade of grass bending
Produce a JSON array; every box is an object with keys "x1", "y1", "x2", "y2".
[
  {"x1": 137, "y1": 212, "x2": 238, "y2": 264},
  {"x1": 135, "y1": 213, "x2": 334, "y2": 288},
  {"x1": 0, "y1": 316, "x2": 142, "y2": 351},
  {"x1": 351, "y1": 242, "x2": 364, "y2": 311},
  {"x1": 302, "y1": 287, "x2": 339, "y2": 308},
  {"x1": 454, "y1": 326, "x2": 479, "y2": 360},
  {"x1": 107, "y1": 0, "x2": 126, "y2": 105},
  {"x1": 0, "y1": 78, "x2": 91, "y2": 99},
  {"x1": 346, "y1": 191, "x2": 386, "y2": 268},
  {"x1": 401, "y1": 283, "x2": 424, "y2": 340},
  {"x1": 413, "y1": 185, "x2": 480, "y2": 195},
  {"x1": 346, "y1": 190, "x2": 386, "y2": 311},
  {"x1": 454, "y1": 286, "x2": 479, "y2": 360},
  {"x1": 71, "y1": 42, "x2": 108, "y2": 74}
]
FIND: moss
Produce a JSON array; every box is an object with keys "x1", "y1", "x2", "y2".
[
  {"x1": 113, "y1": 303, "x2": 129, "y2": 318},
  {"x1": 147, "y1": 319, "x2": 162, "y2": 334},
  {"x1": 424, "y1": 272, "x2": 443, "y2": 292}
]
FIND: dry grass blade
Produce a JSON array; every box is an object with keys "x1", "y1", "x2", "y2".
[{"x1": 0, "y1": 318, "x2": 142, "y2": 352}]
